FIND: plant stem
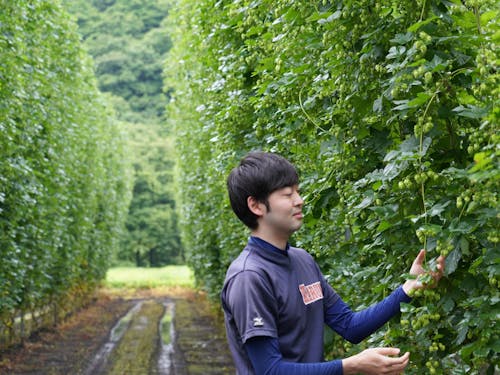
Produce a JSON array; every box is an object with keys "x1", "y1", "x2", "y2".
[
  {"x1": 299, "y1": 85, "x2": 327, "y2": 133},
  {"x1": 420, "y1": 0, "x2": 427, "y2": 21},
  {"x1": 474, "y1": 5, "x2": 481, "y2": 34},
  {"x1": 418, "y1": 92, "x2": 438, "y2": 250}
]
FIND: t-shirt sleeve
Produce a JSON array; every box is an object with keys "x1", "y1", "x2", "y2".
[
  {"x1": 313, "y1": 261, "x2": 339, "y2": 309},
  {"x1": 225, "y1": 270, "x2": 279, "y2": 343}
]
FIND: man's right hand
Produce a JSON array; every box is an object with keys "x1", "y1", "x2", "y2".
[{"x1": 342, "y1": 347, "x2": 410, "y2": 375}]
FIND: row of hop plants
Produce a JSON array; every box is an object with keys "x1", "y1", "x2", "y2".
[
  {"x1": 165, "y1": 0, "x2": 498, "y2": 373},
  {"x1": 0, "y1": 0, "x2": 132, "y2": 346}
]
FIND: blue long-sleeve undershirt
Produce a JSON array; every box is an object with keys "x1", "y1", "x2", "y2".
[
  {"x1": 326, "y1": 286, "x2": 411, "y2": 344},
  {"x1": 244, "y1": 286, "x2": 411, "y2": 375},
  {"x1": 245, "y1": 336, "x2": 343, "y2": 375}
]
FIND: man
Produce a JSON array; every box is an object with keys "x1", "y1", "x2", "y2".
[{"x1": 221, "y1": 151, "x2": 445, "y2": 375}]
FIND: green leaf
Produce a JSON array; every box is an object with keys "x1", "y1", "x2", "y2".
[
  {"x1": 452, "y1": 105, "x2": 488, "y2": 119},
  {"x1": 369, "y1": 204, "x2": 399, "y2": 217},
  {"x1": 459, "y1": 237, "x2": 470, "y2": 256},
  {"x1": 407, "y1": 16, "x2": 439, "y2": 32},
  {"x1": 445, "y1": 247, "x2": 461, "y2": 276},
  {"x1": 441, "y1": 295, "x2": 455, "y2": 313},
  {"x1": 460, "y1": 340, "x2": 481, "y2": 360},
  {"x1": 377, "y1": 220, "x2": 392, "y2": 232},
  {"x1": 400, "y1": 136, "x2": 420, "y2": 152},
  {"x1": 393, "y1": 100, "x2": 411, "y2": 110},
  {"x1": 283, "y1": 8, "x2": 299, "y2": 22},
  {"x1": 373, "y1": 96, "x2": 383, "y2": 112},
  {"x1": 312, "y1": 187, "x2": 339, "y2": 218},
  {"x1": 428, "y1": 55, "x2": 446, "y2": 71},
  {"x1": 449, "y1": 219, "x2": 476, "y2": 234},
  {"x1": 355, "y1": 193, "x2": 374, "y2": 209},
  {"x1": 490, "y1": 339, "x2": 500, "y2": 356},
  {"x1": 387, "y1": 46, "x2": 406, "y2": 59},
  {"x1": 406, "y1": 92, "x2": 432, "y2": 108},
  {"x1": 390, "y1": 32, "x2": 413, "y2": 44},
  {"x1": 481, "y1": 10, "x2": 499, "y2": 23},
  {"x1": 455, "y1": 320, "x2": 469, "y2": 345},
  {"x1": 427, "y1": 201, "x2": 450, "y2": 217},
  {"x1": 457, "y1": 90, "x2": 477, "y2": 105},
  {"x1": 317, "y1": 11, "x2": 341, "y2": 24},
  {"x1": 470, "y1": 152, "x2": 493, "y2": 172}
]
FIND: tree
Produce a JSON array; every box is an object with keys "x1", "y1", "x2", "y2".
[
  {"x1": 63, "y1": 0, "x2": 171, "y2": 123},
  {"x1": 119, "y1": 123, "x2": 182, "y2": 266}
]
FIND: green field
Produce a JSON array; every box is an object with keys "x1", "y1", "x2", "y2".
[{"x1": 105, "y1": 265, "x2": 194, "y2": 288}]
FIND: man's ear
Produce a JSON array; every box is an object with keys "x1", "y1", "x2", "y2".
[{"x1": 247, "y1": 196, "x2": 266, "y2": 217}]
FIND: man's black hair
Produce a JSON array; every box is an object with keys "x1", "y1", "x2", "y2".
[{"x1": 227, "y1": 151, "x2": 299, "y2": 229}]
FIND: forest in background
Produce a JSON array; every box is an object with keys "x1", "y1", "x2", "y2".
[
  {"x1": 165, "y1": 0, "x2": 498, "y2": 373},
  {"x1": 64, "y1": 0, "x2": 183, "y2": 266},
  {"x1": 63, "y1": 0, "x2": 170, "y2": 123}
]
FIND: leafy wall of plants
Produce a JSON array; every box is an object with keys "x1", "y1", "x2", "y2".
[
  {"x1": 0, "y1": 0, "x2": 131, "y2": 345},
  {"x1": 165, "y1": 0, "x2": 498, "y2": 372}
]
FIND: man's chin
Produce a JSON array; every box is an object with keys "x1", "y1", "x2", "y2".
[{"x1": 291, "y1": 221, "x2": 303, "y2": 232}]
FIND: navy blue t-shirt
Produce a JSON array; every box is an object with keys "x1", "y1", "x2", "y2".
[{"x1": 221, "y1": 237, "x2": 340, "y2": 374}]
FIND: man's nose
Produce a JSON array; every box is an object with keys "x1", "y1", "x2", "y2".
[{"x1": 294, "y1": 192, "x2": 304, "y2": 206}]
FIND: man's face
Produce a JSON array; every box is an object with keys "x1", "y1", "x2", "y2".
[{"x1": 260, "y1": 185, "x2": 304, "y2": 237}]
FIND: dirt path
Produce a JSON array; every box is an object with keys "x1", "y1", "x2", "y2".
[{"x1": 0, "y1": 287, "x2": 235, "y2": 375}]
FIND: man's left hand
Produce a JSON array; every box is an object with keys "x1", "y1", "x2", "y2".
[{"x1": 402, "y1": 249, "x2": 445, "y2": 296}]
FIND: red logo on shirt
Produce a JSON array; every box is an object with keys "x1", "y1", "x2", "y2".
[{"x1": 298, "y1": 281, "x2": 323, "y2": 305}]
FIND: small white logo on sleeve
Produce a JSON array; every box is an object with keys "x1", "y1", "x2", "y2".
[{"x1": 253, "y1": 316, "x2": 264, "y2": 327}]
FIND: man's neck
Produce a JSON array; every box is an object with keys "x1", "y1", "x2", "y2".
[{"x1": 250, "y1": 229, "x2": 289, "y2": 251}]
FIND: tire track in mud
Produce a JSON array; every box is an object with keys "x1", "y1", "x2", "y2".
[{"x1": 84, "y1": 301, "x2": 145, "y2": 374}]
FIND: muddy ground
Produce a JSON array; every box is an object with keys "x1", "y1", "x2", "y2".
[{"x1": 0, "y1": 287, "x2": 235, "y2": 375}]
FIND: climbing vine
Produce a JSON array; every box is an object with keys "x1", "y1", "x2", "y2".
[
  {"x1": 165, "y1": 0, "x2": 499, "y2": 373},
  {"x1": 0, "y1": 0, "x2": 132, "y2": 341}
]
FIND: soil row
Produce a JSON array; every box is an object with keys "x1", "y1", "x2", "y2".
[{"x1": 0, "y1": 287, "x2": 235, "y2": 375}]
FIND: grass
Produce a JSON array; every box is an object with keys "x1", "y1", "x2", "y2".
[{"x1": 105, "y1": 265, "x2": 194, "y2": 288}]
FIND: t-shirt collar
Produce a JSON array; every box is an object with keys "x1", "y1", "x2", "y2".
[{"x1": 249, "y1": 236, "x2": 289, "y2": 255}]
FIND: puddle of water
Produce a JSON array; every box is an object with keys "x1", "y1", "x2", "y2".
[
  {"x1": 84, "y1": 301, "x2": 143, "y2": 375},
  {"x1": 109, "y1": 302, "x2": 142, "y2": 343},
  {"x1": 157, "y1": 300, "x2": 176, "y2": 375}
]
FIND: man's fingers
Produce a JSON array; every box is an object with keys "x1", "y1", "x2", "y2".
[
  {"x1": 385, "y1": 351, "x2": 410, "y2": 364},
  {"x1": 399, "y1": 351, "x2": 410, "y2": 363},
  {"x1": 359, "y1": 348, "x2": 410, "y2": 375},
  {"x1": 414, "y1": 249, "x2": 426, "y2": 265},
  {"x1": 385, "y1": 352, "x2": 410, "y2": 374},
  {"x1": 437, "y1": 255, "x2": 446, "y2": 272},
  {"x1": 431, "y1": 255, "x2": 446, "y2": 282},
  {"x1": 376, "y1": 347, "x2": 401, "y2": 356}
]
